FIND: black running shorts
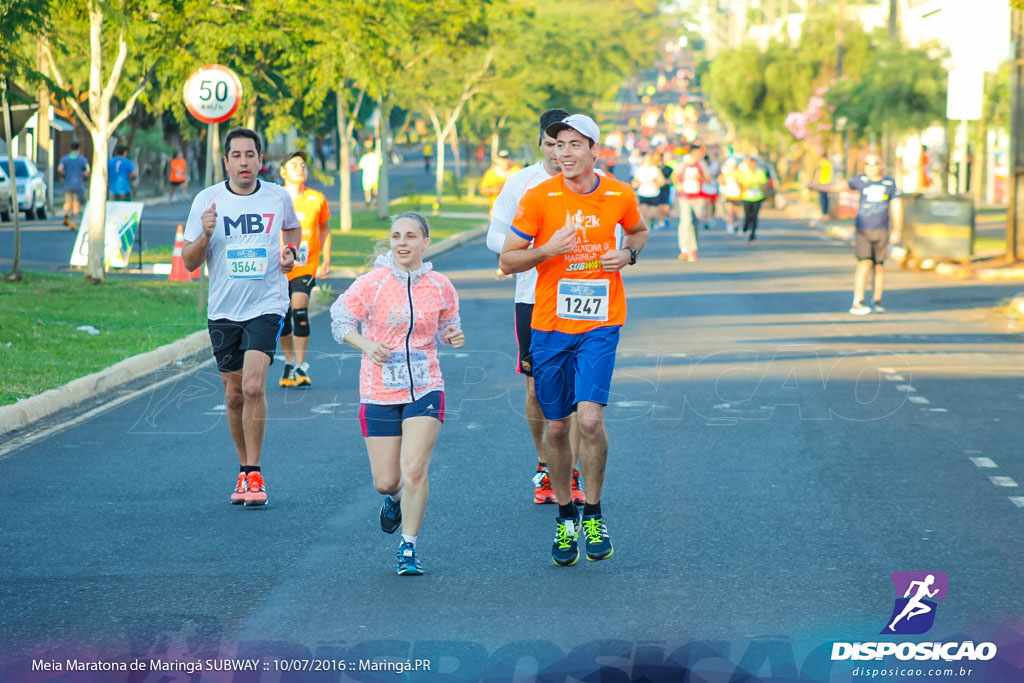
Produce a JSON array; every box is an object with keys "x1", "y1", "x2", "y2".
[
  {"x1": 207, "y1": 313, "x2": 284, "y2": 373},
  {"x1": 855, "y1": 229, "x2": 889, "y2": 265},
  {"x1": 515, "y1": 302, "x2": 534, "y2": 376},
  {"x1": 288, "y1": 274, "x2": 316, "y2": 296}
]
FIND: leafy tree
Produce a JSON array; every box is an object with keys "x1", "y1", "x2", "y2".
[
  {"x1": 42, "y1": 0, "x2": 210, "y2": 283},
  {"x1": 1, "y1": 1, "x2": 53, "y2": 282}
]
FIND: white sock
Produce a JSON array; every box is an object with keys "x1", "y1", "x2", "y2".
[
  {"x1": 391, "y1": 485, "x2": 403, "y2": 502},
  {"x1": 402, "y1": 534, "x2": 417, "y2": 547}
]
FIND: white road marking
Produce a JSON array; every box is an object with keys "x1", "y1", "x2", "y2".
[
  {"x1": 884, "y1": 375, "x2": 905, "y2": 381},
  {"x1": 895, "y1": 385, "x2": 916, "y2": 393},
  {"x1": 311, "y1": 403, "x2": 344, "y2": 415},
  {"x1": 989, "y1": 476, "x2": 1019, "y2": 488},
  {"x1": 928, "y1": 408, "x2": 948, "y2": 412},
  {"x1": 878, "y1": 367, "x2": 896, "y2": 373},
  {"x1": 908, "y1": 396, "x2": 930, "y2": 404},
  {"x1": 970, "y1": 457, "x2": 998, "y2": 468},
  {"x1": 1009, "y1": 497, "x2": 1024, "y2": 508}
]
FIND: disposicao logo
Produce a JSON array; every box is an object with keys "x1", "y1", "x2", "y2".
[
  {"x1": 882, "y1": 571, "x2": 948, "y2": 635},
  {"x1": 831, "y1": 571, "x2": 997, "y2": 662}
]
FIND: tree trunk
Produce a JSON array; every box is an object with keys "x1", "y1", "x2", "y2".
[
  {"x1": 36, "y1": 39, "x2": 52, "y2": 211},
  {"x1": 336, "y1": 85, "x2": 353, "y2": 232},
  {"x1": 376, "y1": 96, "x2": 390, "y2": 220},
  {"x1": 972, "y1": 118, "x2": 986, "y2": 206},
  {"x1": 449, "y1": 118, "x2": 462, "y2": 186},
  {"x1": 2, "y1": 78, "x2": 23, "y2": 281},
  {"x1": 86, "y1": 128, "x2": 109, "y2": 283},
  {"x1": 86, "y1": 2, "x2": 108, "y2": 283}
]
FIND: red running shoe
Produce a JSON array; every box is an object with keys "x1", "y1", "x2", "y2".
[
  {"x1": 244, "y1": 471, "x2": 267, "y2": 506},
  {"x1": 571, "y1": 469, "x2": 585, "y2": 505},
  {"x1": 533, "y1": 466, "x2": 555, "y2": 504},
  {"x1": 230, "y1": 472, "x2": 247, "y2": 505}
]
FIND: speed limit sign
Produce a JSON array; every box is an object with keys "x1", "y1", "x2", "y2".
[{"x1": 183, "y1": 64, "x2": 242, "y2": 124}]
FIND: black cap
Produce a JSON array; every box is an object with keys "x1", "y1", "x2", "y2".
[
  {"x1": 539, "y1": 108, "x2": 570, "y2": 137},
  {"x1": 280, "y1": 150, "x2": 308, "y2": 167}
]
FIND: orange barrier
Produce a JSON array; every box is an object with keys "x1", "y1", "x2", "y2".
[{"x1": 168, "y1": 224, "x2": 200, "y2": 282}]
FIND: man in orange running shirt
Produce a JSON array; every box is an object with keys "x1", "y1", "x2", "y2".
[
  {"x1": 277, "y1": 151, "x2": 331, "y2": 387},
  {"x1": 499, "y1": 114, "x2": 648, "y2": 567}
]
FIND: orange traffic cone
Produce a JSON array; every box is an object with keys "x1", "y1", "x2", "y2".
[{"x1": 168, "y1": 224, "x2": 200, "y2": 282}]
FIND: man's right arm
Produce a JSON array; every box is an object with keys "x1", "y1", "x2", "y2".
[
  {"x1": 182, "y1": 200, "x2": 216, "y2": 271},
  {"x1": 181, "y1": 235, "x2": 209, "y2": 272}
]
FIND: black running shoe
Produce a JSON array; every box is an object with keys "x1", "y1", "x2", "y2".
[
  {"x1": 582, "y1": 514, "x2": 614, "y2": 561},
  {"x1": 551, "y1": 511, "x2": 581, "y2": 566},
  {"x1": 379, "y1": 495, "x2": 402, "y2": 534}
]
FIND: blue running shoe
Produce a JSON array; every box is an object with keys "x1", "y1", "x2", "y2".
[
  {"x1": 380, "y1": 495, "x2": 402, "y2": 534},
  {"x1": 551, "y1": 511, "x2": 581, "y2": 566},
  {"x1": 396, "y1": 541, "x2": 423, "y2": 575},
  {"x1": 582, "y1": 514, "x2": 614, "y2": 561}
]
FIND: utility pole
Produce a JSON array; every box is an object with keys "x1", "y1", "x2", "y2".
[{"x1": 1009, "y1": 8, "x2": 1024, "y2": 260}]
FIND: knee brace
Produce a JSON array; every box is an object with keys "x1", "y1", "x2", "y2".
[
  {"x1": 281, "y1": 307, "x2": 293, "y2": 337},
  {"x1": 292, "y1": 308, "x2": 310, "y2": 338}
]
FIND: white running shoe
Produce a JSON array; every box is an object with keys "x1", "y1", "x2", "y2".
[{"x1": 849, "y1": 302, "x2": 872, "y2": 316}]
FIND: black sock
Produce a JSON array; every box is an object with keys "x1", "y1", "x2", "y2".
[
  {"x1": 250, "y1": 466, "x2": 260, "y2": 473},
  {"x1": 537, "y1": 462, "x2": 547, "y2": 470},
  {"x1": 240, "y1": 465, "x2": 246, "y2": 474},
  {"x1": 583, "y1": 502, "x2": 602, "y2": 517},
  {"x1": 558, "y1": 503, "x2": 576, "y2": 520},
  {"x1": 242, "y1": 466, "x2": 252, "y2": 474}
]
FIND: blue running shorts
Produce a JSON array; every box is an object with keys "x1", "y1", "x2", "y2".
[
  {"x1": 530, "y1": 326, "x2": 620, "y2": 421},
  {"x1": 359, "y1": 391, "x2": 446, "y2": 437}
]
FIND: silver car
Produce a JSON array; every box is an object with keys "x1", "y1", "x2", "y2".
[
  {"x1": 0, "y1": 164, "x2": 14, "y2": 222},
  {"x1": 0, "y1": 156, "x2": 47, "y2": 219}
]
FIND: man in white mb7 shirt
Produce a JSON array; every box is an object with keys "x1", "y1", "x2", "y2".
[{"x1": 183, "y1": 127, "x2": 300, "y2": 508}]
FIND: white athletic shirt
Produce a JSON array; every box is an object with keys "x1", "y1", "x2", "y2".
[
  {"x1": 634, "y1": 165, "x2": 663, "y2": 198},
  {"x1": 184, "y1": 180, "x2": 300, "y2": 321},
  {"x1": 486, "y1": 162, "x2": 552, "y2": 304},
  {"x1": 486, "y1": 162, "x2": 617, "y2": 305}
]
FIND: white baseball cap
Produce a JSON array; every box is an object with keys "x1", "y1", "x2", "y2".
[{"x1": 546, "y1": 114, "x2": 601, "y2": 145}]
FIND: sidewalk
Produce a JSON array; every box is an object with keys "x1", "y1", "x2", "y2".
[{"x1": 779, "y1": 190, "x2": 1024, "y2": 283}]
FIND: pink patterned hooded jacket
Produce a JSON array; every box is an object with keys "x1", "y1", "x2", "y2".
[{"x1": 330, "y1": 251, "x2": 461, "y2": 404}]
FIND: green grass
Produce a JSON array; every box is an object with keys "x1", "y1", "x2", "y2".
[{"x1": 0, "y1": 272, "x2": 206, "y2": 406}]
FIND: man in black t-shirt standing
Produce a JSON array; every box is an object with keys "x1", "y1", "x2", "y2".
[{"x1": 810, "y1": 154, "x2": 902, "y2": 315}]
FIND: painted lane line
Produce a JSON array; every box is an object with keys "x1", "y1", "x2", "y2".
[
  {"x1": 878, "y1": 367, "x2": 896, "y2": 373},
  {"x1": 989, "y1": 476, "x2": 1019, "y2": 488},
  {"x1": 895, "y1": 385, "x2": 916, "y2": 393},
  {"x1": 908, "y1": 395, "x2": 931, "y2": 404},
  {"x1": 1009, "y1": 497, "x2": 1024, "y2": 508},
  {"x1": 928, "y1": 408, "x2": 948, "y2": 412},
  {"x1": 970, "y1": 457, "x2": 998, "y2": 468},
  {"x1": 884, "y1": 375, "x2": 905, "y2": 381}
]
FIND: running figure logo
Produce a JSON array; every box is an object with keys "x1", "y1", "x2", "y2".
[{"x1": 881, "y1": 571, "x2": 948, "y2": 635}]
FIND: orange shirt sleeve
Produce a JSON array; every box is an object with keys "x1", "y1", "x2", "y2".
[
  {"x1": 619, "y1": 188, "x2": 642, "y2": 229},
  {"x1": 511, "y1": 187, "x2": 542, "y2": 240},
  {"x1": 318, "y1": 193, "x2": 331, "y2": 225}
]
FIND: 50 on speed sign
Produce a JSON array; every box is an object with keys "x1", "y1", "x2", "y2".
[{"x1": 183, "y1": 64, "x2": 242, "y2": 124}]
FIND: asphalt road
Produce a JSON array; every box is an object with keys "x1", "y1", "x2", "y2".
[
  {"x1": 2, "y1": 215, "x2": 1024, "y2": 681},
  {"x1": 0, "y1": 158, "x2": 459, "y2": 273}
]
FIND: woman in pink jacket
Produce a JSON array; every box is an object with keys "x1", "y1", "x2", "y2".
[{"x1": 330, "y1": 212, "x2": 464, "y2": 575}]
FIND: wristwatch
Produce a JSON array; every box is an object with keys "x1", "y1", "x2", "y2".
[
  {"x1": 284, "y1": 243, "x2": 298, "y2": 259},
  {"x1": 625, "y1": 247, "x2": 638, "y2": 265}
]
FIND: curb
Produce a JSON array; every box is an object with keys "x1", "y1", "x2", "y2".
[
  {"x1": 0, "y1": 330, "x2": 211, "y2": 438},
  {"x1": 0, "y1": 223, "x2": 487, "y2": 439}
]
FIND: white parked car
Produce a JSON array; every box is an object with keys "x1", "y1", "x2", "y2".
[
  {"x1": 0, "y1": 156, "x2": 47, "y2": 219},
  {"x1": 0, "y1": 164, "x2": 15, "y2": 222}
]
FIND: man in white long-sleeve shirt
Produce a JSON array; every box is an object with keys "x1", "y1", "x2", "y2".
[{"x1": 486, "y1": 108, "x2": 590, "y2": 506}]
